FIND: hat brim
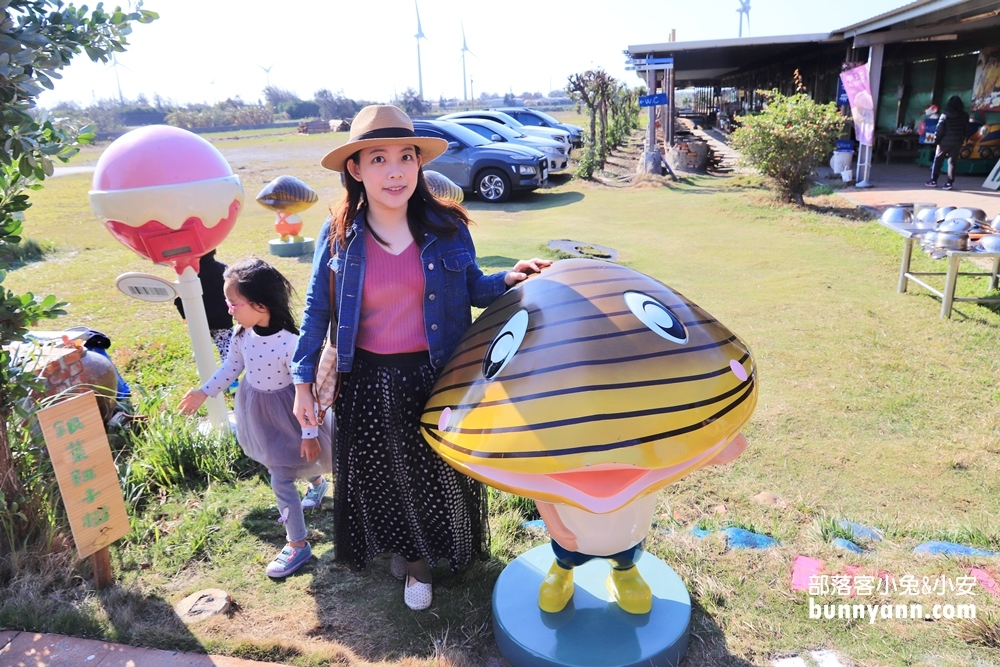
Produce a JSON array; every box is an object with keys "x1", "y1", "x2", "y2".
[{"x1": 321, "y1": 136, "x2": 449, "y2": 173}]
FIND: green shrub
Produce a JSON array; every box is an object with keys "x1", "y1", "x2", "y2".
[
  {"x1": 729, "y1": 90, "x2": 844, "y2": 203},
  {"x1": 278, "y1": 99, "x2": 320, "y2": 120}
]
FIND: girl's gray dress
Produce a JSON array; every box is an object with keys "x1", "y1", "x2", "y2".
[{"x1": 200, "y1": 326, "x2": 333, "y2": 478}]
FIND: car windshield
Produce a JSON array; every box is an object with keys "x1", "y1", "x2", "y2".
[
  {"x1": 461, "y1": 120, "x2": 524, "y2": 141},
  {"x1": 528, "y1": 109, "x2": 561, "y2": 125},
  {"x1": 427, "y1": 120, "x2": 491, "y2": 147}
]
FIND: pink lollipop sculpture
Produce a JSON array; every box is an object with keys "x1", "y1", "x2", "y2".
[{"x1": 90, "y1": 126, "x2": 245, "y2": 429}]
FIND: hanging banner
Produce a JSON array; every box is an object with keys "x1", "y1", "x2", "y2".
[
  {"x1": 972, "y1": 46, "x2": 1000, "y2": 111},
  {"x1": 840, "y1": 65, "x2": 875, "y2": 147}
]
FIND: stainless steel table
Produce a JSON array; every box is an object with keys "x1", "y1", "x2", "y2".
[{"x1": 879, "y1": 220, "x2": 1000, "y2": 318}]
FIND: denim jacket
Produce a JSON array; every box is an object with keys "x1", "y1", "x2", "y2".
[{"x1": 291, "y1": 209, "x2": 508, "y2": 382}]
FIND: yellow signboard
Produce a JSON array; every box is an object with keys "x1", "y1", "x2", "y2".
[{"x1": 37, "y1": 391, "x2": 129, "y2": 558}]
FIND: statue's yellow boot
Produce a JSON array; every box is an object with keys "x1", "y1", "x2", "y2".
[
  {"x1": 607, "y1": 566, "x2": 652, "y2": 614},
  {"x1": 538, "y1": 562, "x2": 574, "y2": 613}
]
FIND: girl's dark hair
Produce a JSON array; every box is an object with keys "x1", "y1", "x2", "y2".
[
  {"x1": 330, "y1": 146, "x2": 472, "y2": 247},
  {"x1": 224, "y1": 257, "x2": 299, "y2": 336},
  {"x1": 945, "y1": 95, "x2": 965, "y2": 114}
]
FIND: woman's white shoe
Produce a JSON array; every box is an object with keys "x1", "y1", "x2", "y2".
[{"x1": 404, "y1": 575, "x2": 433, "y2": 610}]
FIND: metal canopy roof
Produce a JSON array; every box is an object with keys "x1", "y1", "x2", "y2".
[
  {"x1": 626, "y1": 0, "x2": 1000, "y2": 87},
  {"x1": 626, "y1": 33, "x2": 841, "y2": 87},
  {"x1": 835, "y1": 0, "x2": 1000, "y2": 37}
]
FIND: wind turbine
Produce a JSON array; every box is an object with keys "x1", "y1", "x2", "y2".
[
  {"x1": 737, "y1": 0, "x2": 750, "y2": 38},
  {"x1": 415, "y1": 2, "x2": 426, "y2": 100},
  {"x1": 459, "y1": 22, "x2": 476, "y2": 102},
  {"x1": 256, "y1": 62, "x2": 275, "y2": 88},
  {"x1": 105, "y1": 53, "x2": 128, "y2": 106}
]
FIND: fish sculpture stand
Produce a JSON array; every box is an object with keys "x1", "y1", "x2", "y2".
[
  {"x1": 255, "y1": 175, "x2": 319, "y2": 256},
  {"x1": 420, "y1": 258, "x2": 757, "y2": 666}
]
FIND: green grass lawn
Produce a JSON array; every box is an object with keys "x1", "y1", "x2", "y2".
[{"x1": 3, "y1": 129, "x2": 1000, "y2": 666}]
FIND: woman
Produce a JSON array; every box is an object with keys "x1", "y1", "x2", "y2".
[
  {"x1": 290, "y1": 104, "x2": 550, "y2": 610},
  {"x1": 926, "y1": 95, "x2": 970, "y2": 191}
]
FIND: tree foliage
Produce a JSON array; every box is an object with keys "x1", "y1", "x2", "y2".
[
  {"x1": 567, "y1": 69, "x2": 639, "y2": 178},
  {"x1": 729, "y1": 90, "x2": 845, "y2": 203},
  {"x1": 397, "y1": 88, "x2": 424, "y2": 116},
  {"x1": 0, "y1": 0, "x2": 156, "y2": 544},
  {"x1": 314, "y1": 89, "x2": 360, "y2": 121}
]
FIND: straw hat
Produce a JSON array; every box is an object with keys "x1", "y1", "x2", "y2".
[{"x1": 321, "y1": 105, "x2": 448, "y2": 173}]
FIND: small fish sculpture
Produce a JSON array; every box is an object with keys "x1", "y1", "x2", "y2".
[
  {"x1": 256, "y1": 175, "x2": 319, "y2": 242},
  {"x1": 421, "y1": 258, "x2": 757, "y2": 614}
]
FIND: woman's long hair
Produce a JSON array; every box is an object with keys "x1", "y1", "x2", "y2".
[
  {"x1": 944, "y1": 95, "x2": 965, "y2": 115},
  {"x1": 330, "y1": 147, "x2": 472, "y2": 248},
  {"x1": 224, "y1": 257, "x2": 299, "y2": 337}
]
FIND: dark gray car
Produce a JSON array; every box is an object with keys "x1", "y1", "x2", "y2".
[
  {"x1": 493, "y1": 107, "x2": 585, "y2": 148},
  {"x1": 414, "y1": 119, "x2": 546, "y2": 203}
]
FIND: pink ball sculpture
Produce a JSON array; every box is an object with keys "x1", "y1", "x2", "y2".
[{"x1": 89, "y1": 125, "x2": 244, "y2": 275}]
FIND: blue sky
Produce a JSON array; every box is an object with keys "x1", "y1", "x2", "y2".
[{"x1": 37, "y1": 0, "x2": 908, "y2": 108}]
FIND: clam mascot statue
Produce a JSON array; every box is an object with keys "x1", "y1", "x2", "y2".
[
  {"x1": 420, "y1": 258, "x2": 757, "y2": 667},
  {"x1": 256, "y1": 175, "x2": 319, "y2": 257}
]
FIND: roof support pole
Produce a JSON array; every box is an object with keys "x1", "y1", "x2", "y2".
[
  {"x1": 647, "y1": 67, "x2": 656, "y2": 151},
  {"x1": 666, "y1": 67, "x2": 675, "y2": 147}
]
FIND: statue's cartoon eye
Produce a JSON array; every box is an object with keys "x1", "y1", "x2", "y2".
[
  {"x1": 483, "y1": 309, "x2": 529, "y2": 380},
  {"x1": 624, "y1": 291, "x2": 688, "y2": 344}
]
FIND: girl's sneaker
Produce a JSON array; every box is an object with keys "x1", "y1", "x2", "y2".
[
  {"x1": 266, "y1": 542, "x2": 312, "y2": 578},
  {"x1": 301, "y1": 478, "x2": 328, "y2": 510},
  {"x1": 943, "y1": 180, "x2": 954, "y2": 190}
]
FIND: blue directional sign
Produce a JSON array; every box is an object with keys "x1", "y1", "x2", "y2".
[{"x1": 639, "y1": 93, "x2": 669, "y2": 107}]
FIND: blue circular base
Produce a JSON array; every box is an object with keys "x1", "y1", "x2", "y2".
[
  {"x1": 268, "y1": 237, "x2": 315, "y2": 257},
  {"x1": 493, "y1": 545, "x2": 691, "y2": 667}
]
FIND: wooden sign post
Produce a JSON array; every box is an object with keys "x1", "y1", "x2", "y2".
[{"x1": 37, "y1": 391, "x2": 130, "y2": 588}]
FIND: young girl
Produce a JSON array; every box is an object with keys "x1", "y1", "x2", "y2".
[
  {"x1": 291, "y1": 104, "x2": 550, "y2": 610},
  {"x1": 179, "y1": 257, "x2": 333, "y2": 577}
]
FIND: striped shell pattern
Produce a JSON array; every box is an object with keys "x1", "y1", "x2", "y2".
[{"x1": 255, "y1": 175, "x2": 319, "y2": 214}]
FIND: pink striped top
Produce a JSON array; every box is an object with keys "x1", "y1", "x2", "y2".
[{"x1": 356, "y1": 231, "x2": 428, "y2": 354}]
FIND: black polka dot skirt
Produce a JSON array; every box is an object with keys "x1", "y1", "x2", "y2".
[{"x1": 333, "y1": 349, "x2": 489, "y2": 573}]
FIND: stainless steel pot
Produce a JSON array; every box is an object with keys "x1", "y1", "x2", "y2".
[
  {"x1": 934, "y1": 231, "x2": 969, "y2": 251},
  {"x1": 880, "y1": 206, "x2": 913, "y2": 225}
]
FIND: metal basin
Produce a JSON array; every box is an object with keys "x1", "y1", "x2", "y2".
[
  {"x1": 946, "y1": 207, "x2": 987, "y2": 222},
  {"x1": 914, "y1": 207, "x2": 940, "y2": 226},
  {"x1": 980, "y1": 234, "x2": 1000, "y2": 253},
  {"x1": 880, "y1": 206, "x2": 913, "y2": 225},
  {"x1": 935, "y1": 206, "x2": 956, "y2": 220}
]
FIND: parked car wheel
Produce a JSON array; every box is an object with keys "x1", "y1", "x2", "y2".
[
  {"x1": 476, "y1": 168, "x2": 511, "y2": 202},
  {"x1": 959, "y1": 146, "x2": 972, "y2": 159},
  {"x1": 980, "y1": 146, "x2": 994, "y2": 159}
]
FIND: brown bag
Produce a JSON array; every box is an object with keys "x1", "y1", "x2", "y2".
[{"x1": 312, "y1": 263, "x2": 340, "y2": 424}]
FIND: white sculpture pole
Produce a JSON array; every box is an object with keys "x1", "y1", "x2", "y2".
[{"x1": 175, "y1": 265, "x2": 228, "y2": 430}]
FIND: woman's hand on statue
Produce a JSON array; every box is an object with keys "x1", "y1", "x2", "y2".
[
  {"x1": 177, "y1": 389, "x2": 207, "y2": 415},
  {"x1": 505, "y1": 258, "x2": 553, "y2": 286}
]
